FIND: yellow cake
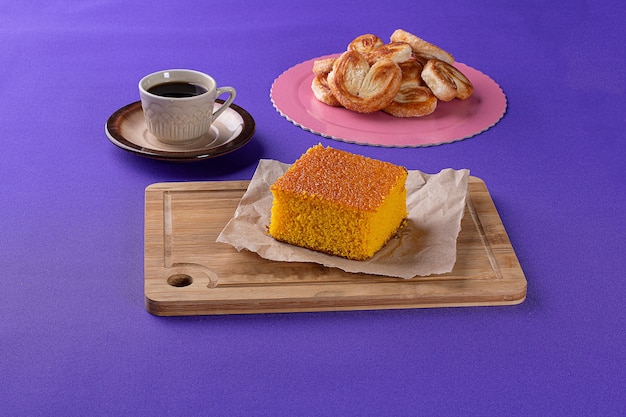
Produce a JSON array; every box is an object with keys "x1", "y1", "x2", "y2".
[{"x1": 268, "y1": 144, "x2": 408, "y2": 260}]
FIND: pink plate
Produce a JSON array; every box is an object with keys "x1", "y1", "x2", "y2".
[{"x1": 270, "y1": 55, "x2": 507, "y2": 147}]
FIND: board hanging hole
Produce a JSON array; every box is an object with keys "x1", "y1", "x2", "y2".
[{"x1": 167, "y1": 274, "x2": 193, "y2": 287}]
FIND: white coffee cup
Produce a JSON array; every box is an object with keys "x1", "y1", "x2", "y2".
[{"x1": 138, "y1": 69, "x2": 236, "y2": 144}]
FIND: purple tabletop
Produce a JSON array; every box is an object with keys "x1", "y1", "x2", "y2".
[{"x1": 1, "y1": 1, "x2": 624, "y2": 415}]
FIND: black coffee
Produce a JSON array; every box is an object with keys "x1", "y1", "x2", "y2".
[{"x1": 147, "y1": 82, "x2": 208, "y2": 98}]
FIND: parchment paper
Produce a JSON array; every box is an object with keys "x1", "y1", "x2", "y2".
[{"x1": 216, "y1": 159, "x2": 469, "y2": 279}]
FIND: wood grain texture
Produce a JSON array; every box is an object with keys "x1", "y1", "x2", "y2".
[{"x1": 144, "y1": 177, "x2": 526, "y2": 316}]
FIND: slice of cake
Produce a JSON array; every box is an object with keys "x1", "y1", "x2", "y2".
[{"x1": 268, "y1": 144, "x2": 408, "y2": 260}]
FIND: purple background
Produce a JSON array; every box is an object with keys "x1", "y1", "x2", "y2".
[{"x1": 1, "y1": 1, "x2": 624, "y2": 415}]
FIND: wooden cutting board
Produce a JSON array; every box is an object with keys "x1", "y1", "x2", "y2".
[{"x1": 144, "y1": 177, "x2": 526, "y2": 316}]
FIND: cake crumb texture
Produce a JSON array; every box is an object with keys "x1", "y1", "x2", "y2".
[{"x1": 269, "y1": 144, "x2": 408, "y2": 260}]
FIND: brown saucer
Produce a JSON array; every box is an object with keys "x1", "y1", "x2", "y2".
[{"x1": 105, "y1": 99, "x2": 255, "y2": 162}]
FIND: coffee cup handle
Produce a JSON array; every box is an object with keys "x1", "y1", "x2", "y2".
[{"x1": 211, "y1": 87, "x2": 237, "y2": 123}]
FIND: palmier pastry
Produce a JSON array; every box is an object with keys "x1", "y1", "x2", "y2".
[
  {"x1": 347, "y1": 34, "x2": 384, "y2": 54},
  {"x1": 312, "y1": 57, "x2": 336, "y2": 76},
  {"x1": 383, "y1": 83, "x2": 437, "y2": 117},
  {"x1": 362, "y1": 42, "x2": 413, "y2": 65},
  {"x1": 327, "y1": 50, "x2": 402, "y2": 113},
  {"x1": 421, "y1": 59, "x2": 473, "y2": 101},
  {"x1": 397, "y1": 58, "x2": 425, "y2": 85},
  {"x1": 311, "y1": 74, "x2": 342, "y2": 107},
  {"x1": 390, "y1": 29, "x2": 455, "y2": 65}
]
